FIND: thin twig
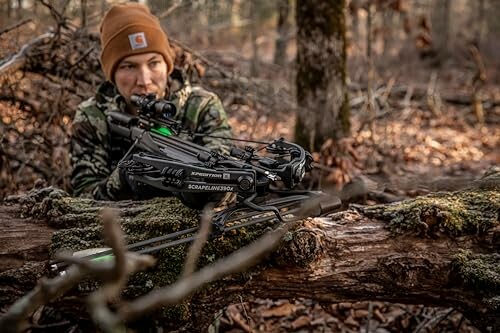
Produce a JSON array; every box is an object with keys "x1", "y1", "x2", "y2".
[
  {"x1": 182, "y1": 205, "x2": 214, "y2": 278},
  {"x1": 412, "y1": 308, "x2": 455, "y2": 333},
  {"x1": 0, "y1": 213, "x2": 155, "y2": 333},
  {"x1": 157, "y1": 0, "x2": 184, "y2": 19},
  {"x1": 0, "y1": 19, "x2": 33, "y2": 37},
  {"x1": 118, "y1": 213, "x2": 306, "y2": 322},
  {"x1": 87, "y1": 209, "x2": 129, "y2": 333},
  {"x1": 239, "y1": 295, "x2": 252, "y2": 328},
  {"x1": 0, "y1": 33, "x2": 54, "y2": 78}
]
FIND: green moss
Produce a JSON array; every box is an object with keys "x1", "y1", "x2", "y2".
[
  {"x1": 359, "y1": 189, "x2": 499, "y2": 235},
  {"x1": 48, "y1": 194, "x2": 294, "y2": 323},
  {"x1": 452, "y1": 251, "x2": 500, "y2": 293}
]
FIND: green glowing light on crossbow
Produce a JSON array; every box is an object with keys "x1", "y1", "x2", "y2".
[
  {"x1": 91, "y1": 254, "x2": 114, "y2": 263},
  {"x1": 151, "y1": 126, "x2": 173, "y2": 137}
]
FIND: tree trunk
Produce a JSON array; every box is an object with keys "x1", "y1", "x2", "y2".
[
  {"x1": 6, "y1": 0, "x2": 12, "y2": 19},
  {"x1": 0, "y1": 171, "x2": 499, "y2": 331},
  {"x1": 442, "y1": 0, "x2": 451, "y2": 56},
  {"x1": 273, "y1": 0, "x2": 290, "y2": 67},
  {"x1": 16, "y1": 0, "x2": 21, "y2": 19},
  {"x1": 250, "y1": 0, "x2": 258, "y2": 76},
  {"x1": 475, "y1": 0, "x2": 486, "y2": 50},
  {"x1": 80, "y1": 0, "x2": 87, "y2": 28},
  {"x1": 366, "y1": 3, "x2": 376, "y2": 142},
  {"x1": 295, "y1": 0, "x2": 350, "y2": 152}
]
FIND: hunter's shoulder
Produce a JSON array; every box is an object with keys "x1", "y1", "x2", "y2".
[
  {"x1": 75, "y1": 97, "x2": 104, "y2": 121},
  {"x1": 75, "y1": 81, "x2": 120, "y2": 122},
  {"x1": 185, "y1": 86, "x2": 225, "y2": 117},
  {"x1": 188, "y1": 85, "x2": 220, "y2": 102},
  {"x1": 73, "y1": 96, "x2": 108, "y2": 136}
]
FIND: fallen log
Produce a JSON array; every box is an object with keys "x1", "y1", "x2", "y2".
[{"x1": 0, "y1": 170, "x2": 498, "y2": 332}]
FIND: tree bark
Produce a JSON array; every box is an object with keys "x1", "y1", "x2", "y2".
[
  {"x1": 6, "y1": 0, "x2": 12, "y2": 19},
  {"x1": 250, "y1": 0, "x2": 259, "y2": 77},
  {"x1": 16, "y1": 0, "x2": 21, "y2": 19},
  {"x1": 273, "y1": 0, "x2": 290, "y2": 67},
  {"x1": 0, "y1": 171, "x2": 499, "y2": 331},
  {"x1": 295, "y1": 0, "x2": 350, "y2": 151},
  {"x1": 80, "y1": 0, "x2": 87, "y2": 28}
]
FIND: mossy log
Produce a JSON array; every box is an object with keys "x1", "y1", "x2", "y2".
[{"x1": 0, "y1": 174, "x2": 499, "y2": 332}]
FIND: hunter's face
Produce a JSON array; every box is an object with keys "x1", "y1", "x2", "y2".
[{"x1": 114, "y1": 52, "x2": 168, "y2": 107}]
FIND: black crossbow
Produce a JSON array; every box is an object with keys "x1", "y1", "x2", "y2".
[
  {"x1": 109, "y1": 94, "x2": 315, "y2": 220},
  {"x1": 49, "y1": 94, "x2": 341, "y2": 273}
]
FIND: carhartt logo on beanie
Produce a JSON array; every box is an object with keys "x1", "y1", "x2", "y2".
[
  {"x1": 129, "y1": 32, "x2": 148, "y2": 49},
  {"x1": 99, "y1": 3, "x2": 175, "y2": 82}
]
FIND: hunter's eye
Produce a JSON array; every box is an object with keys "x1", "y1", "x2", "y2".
[{"x1": 150, "y1": 61, "x2": 161, "y2": 68}]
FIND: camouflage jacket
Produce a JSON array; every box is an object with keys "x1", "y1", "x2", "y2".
[{"x1": 70, "y1": 76, "x2": 232, "y2": 200}]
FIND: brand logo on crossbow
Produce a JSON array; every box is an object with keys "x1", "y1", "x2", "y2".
[
  {"x1": 187, "y1": 184, "x2": 234, "y2": 191},
  {"x1": 191, "y1": 171, "x2": 222, "y2": 178}
]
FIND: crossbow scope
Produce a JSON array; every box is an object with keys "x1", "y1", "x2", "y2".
[{"x1": 131, "y1": 94, "x2": 177, "y2": 120}]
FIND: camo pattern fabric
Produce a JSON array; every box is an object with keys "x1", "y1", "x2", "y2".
[{"x1": 70, "y1": 79, "x2": 232, "y2": 200}]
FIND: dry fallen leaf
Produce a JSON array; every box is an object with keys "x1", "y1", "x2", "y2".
[
  {"x1": 290, "y1": 315, "x2": 310, "y2": 330},
  {"x1": 260, "y1": 302, "x2": 297, "y2": 318}
]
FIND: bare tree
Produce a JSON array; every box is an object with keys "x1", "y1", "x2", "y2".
[
  {"x1": 273, "y1": 0, "x2": 290, "y2": 66},
  {"x1": 80, "y1": 0, "x2": 87, "y2": 28},
  {"x1": 295, "y1": 0, "x2": 350, "y2": 151},
  {"x1": 250, "y1": 0, "x2": 258, "y2": 76},
  {"x1": 16, "y1": 0, "x2": 21, "y2": 19},
  {"x1": 6, "y1": 0, "x2": 12, "y2": 19},
  {"x1": 474, "y1": 0, "x2": 486, "y2": 50}
]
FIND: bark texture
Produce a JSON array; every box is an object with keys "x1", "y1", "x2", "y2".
[
  {"x1": 274, "y1": 0, "x2": 290, "y2": 66},
  {"x1": 295, "y1": 0, "x2": 350, "y2": 151},
  {"x1": 0, "y1": 172, "x2": 499, "y2": 331}
]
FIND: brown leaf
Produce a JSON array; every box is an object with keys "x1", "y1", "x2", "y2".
[
  {"x1": 354, "y1": 309, "x2": 369, "y2": 318},
  {"x1": 291, "y1": 315, "x2": 310, "y2": 330},
  {"x1": 374, "y1": 308, "x2": 387, "y2": 323},
  {"x1": 344, "y1": 315, "x2": 360, "y2": 327},
  {"x1": 338, "y1": 302, "x2": 353, "y2": 310},
  {"x1": 260, "y1": 302, "x2": 297, "y2": 318}
]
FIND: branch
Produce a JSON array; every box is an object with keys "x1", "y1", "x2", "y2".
[
  {"x1": 0, "y1": 33, "x2": 54, "y2": 80},
  {"x1": 87, "y1": 209, "x2": 129, "y2": 333},
  {"x1": 118, "y1": 217, "x2": 300, "y2": 322},
  {"x1": 181, "y1": 205, "x2": 214, "y2": 278},
  {"x1": 0, "y1": 209, "x2": 156, "y2": 333},
  {"x1": 157, "y1": 0, "x2": 185, "y2": 19},
  {"x1": 0, "y1": 19, "x2": 33, "y2": 37}
]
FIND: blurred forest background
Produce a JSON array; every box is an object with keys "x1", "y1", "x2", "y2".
[{"x1": 0, "y1": 0, "x2": 499, "y2": 332}]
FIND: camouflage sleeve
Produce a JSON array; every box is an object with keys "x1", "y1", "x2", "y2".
[
  {"x1": 184, "y1": 88, "x2": 233, "y2": 154},
  {"x1": 70, "y1": 101, "x2": 130, "y2": 200}
]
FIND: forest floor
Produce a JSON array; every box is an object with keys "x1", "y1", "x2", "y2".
[
  {"x1": 1, "y1": 22, "x2": 499, "y2": 333},
  {"x1": 200, "y1": 45, "x2": 499, "y2": 333}
]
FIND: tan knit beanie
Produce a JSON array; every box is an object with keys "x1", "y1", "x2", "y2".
[{"x1": 99, "y1": 3, "x2": 175, "y2": 82}]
